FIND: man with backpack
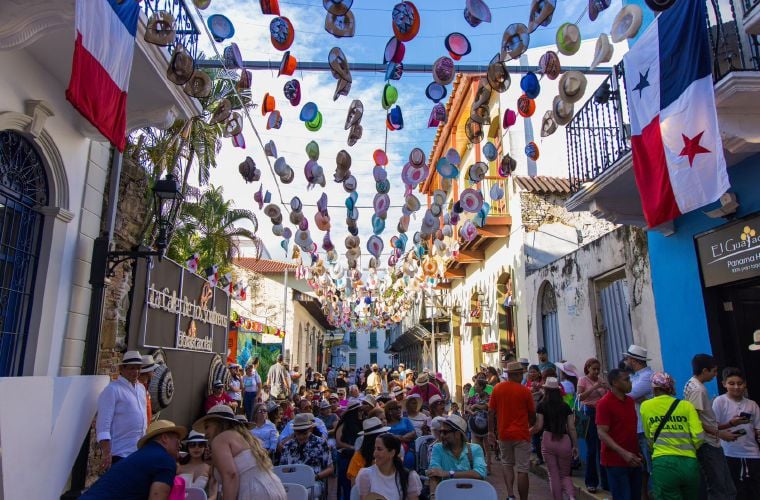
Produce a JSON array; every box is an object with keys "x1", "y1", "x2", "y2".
[{"x1": 640, "y1": 372, "x2": 704, "y2": 499}]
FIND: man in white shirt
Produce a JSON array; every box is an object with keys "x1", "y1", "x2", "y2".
[
  {"x1": 623, "y1": 344, "x2": 654, "y2": 498},
  {"x1": 366, "y1": 364, "x2": 383, "y2": 394},
  {"x1": 683, "y1": 354, "x2": 737, "y2": 500},
  {"x1": 96, "y1": 351, "x2": 149, "y2": 469},
  {"x1": 267, "y1": 354, "x2": 292, "y2": 398}
]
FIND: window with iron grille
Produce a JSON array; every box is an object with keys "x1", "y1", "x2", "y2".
[
  {"x1": 349, "y1": 352, "x2": 357, "y2": 367},
  {"x1": 349, "y1": 332, "x2": 357, "y2": 348},
  {"x1": 0, "y1": 130, "x2": 48, "y2": 376},
  {"x1": 370, "y1": 352, "x2": 378, "y2": 365},
  {"x1": 369, "y1": 331, "x2": 377, "y2": 349}
]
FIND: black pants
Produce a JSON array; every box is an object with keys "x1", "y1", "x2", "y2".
[{"x1": 726, "y1": 456, "x2": 760, "y2": 500}]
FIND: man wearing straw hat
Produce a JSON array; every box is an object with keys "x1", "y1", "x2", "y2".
[
  {"x1": 81, "y1": 419, "x2": 186, "y2": 499},
  {"x1": 427, "y1": 414, "x2": 487, "y2": 496},
  {"x1": 95, "y1": 351, "x2": 151, "y2": 469},
  {"x1": 279, "y1": 413, "x2": 334, "y2": 498}
]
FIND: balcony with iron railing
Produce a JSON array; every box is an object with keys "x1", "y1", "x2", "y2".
[
  {"x1": 143, "y1": 0, "x2": 202, "y2": 60},
  {"x1": 565, "y1": 0, "x2": 760, "y2": 227}
]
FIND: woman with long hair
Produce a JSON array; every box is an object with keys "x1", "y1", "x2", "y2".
[
  {"x1": 336, "y1": 400, "x2": 365, "y2": 500},
  {"x1": 485, "y1": 366, "x2": 500, "y2": 386},
  {"x1": 384, "y1": 400, "x2": 417, "y2": 469},
  {"x1": 193, "y1": 404, "x2": 287, "y2": 499},
  {"x1": 348, "y1": 417, "x2": 391, "y2": 483},
  {"x1": 532, "y1": 378, "x2": 578, "y2": 500},
  {"x1": 177, "y1": 431, "x2": 216, "y2": 496},
  {"x1": 577, "y1": 358, "x2": 609, "y2": 493},
  {"x1": 250, "y1": 402, "x2": 279, "y2": 457},
  {"x1": 355, "y1": 433, "x2": 422, "y2": 500}
]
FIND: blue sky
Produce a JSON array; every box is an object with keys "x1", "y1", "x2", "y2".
[{"x1": 191, "y1": 0, "x2": 625, "y2": 262}]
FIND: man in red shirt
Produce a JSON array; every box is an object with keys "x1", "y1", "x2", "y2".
[
  {"x1": 488, "y1": 361, "x2": 536, "y2": 500},
  {"x1": 596, "y1": 368, "x2": 642, "y2": 500},
  {"x1": 204, "y1": 380, "x2": 235, "y2": 412}
]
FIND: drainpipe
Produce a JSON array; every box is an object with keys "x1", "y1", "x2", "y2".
[{"x1": 282, "y1": 267, "x2": 288, "y2": 359}]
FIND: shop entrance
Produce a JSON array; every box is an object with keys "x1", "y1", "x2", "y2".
[{"x1": 709, "y1": 280, "x2": 760, "y2": 402}]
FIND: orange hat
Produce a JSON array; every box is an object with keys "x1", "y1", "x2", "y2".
[
  {"x1": 278, "y1": 51, "x2": 297, "y2": 76},
  {"x1": 517, "y1": 94, "x2": 535, "y2": 118},
  {"x1": 261, "y1": 93, "x2": 276, "y2": 115}
]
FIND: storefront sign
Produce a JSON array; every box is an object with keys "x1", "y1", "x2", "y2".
[
  {"x1": 696, "y1": 213, "x2": 760, "y2": 287},
  {"x1": 130, "y1": 257, "x2": 229, "y2": 353}
]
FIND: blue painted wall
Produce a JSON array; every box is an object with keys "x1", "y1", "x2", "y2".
[
  {"x1": 625, "y1": 0, "x2": 658, "y2": 45},
  {"x1": 648, "y1": 154, "x2": 760, "y2": 396}
]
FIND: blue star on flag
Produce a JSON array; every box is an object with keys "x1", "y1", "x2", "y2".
[{"x1": 633, "y1": 69, "x2": 651, "y2": 98}]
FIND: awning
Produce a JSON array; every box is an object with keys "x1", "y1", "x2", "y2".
[{"x1": 293, "y1": 290, "x2": 332, "y2": 330}]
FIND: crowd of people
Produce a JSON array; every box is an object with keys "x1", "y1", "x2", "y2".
[{"x1": 83, "y1": 345, "x2": 759, "y2": 500}]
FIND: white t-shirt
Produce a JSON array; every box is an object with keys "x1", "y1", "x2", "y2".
[
  {"x1": 712, "y1": 394, "x2": 760, "y2": 459},
  {"x1": 407, "y1": 413, "x2": 431, "y2": 438},
  {"x1": 356, "y1": 464, "x2": 423, "y2": 500},
  {"x1": 683, "y1": 377, "x2": 719, "y2": 447}
]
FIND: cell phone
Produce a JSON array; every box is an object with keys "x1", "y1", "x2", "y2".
[
  {"x1": 739, "y1": 412, "x2": 752, "y2": 419},
  {"x1": 732, "y1": 429, "x2": 747, "y2": 436}
]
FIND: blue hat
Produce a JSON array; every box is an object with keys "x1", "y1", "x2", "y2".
[
  {"x1": 387, "y1": 106, "x2": 404, "y2": 130},
  {"x1": 436, "y1": 158, "x2": 459, "y2": 179},
  {"x1": 483, "y1": 142, "x2": 498, "y2": 162},
  {"x1": 299, "y1": 102, "x2": 318, "y2": 122},
  {"x1": 208, "y1": 14, "x2": 235, "y2": 42},
  {"x1": 520, "y1": 71, "x2": 540, "y2": 99},
  {"x1": 372, "y1": 214, "x2": 386, "y2": 235},
  {"x1": 425, "y1": 82, "x2": 447, "y2": 103},
  {"x1": 385, "y1": 61, "x2": 403, "y2": 81}
]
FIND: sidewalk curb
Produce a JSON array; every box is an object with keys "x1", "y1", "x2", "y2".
[{"x1": 529, "y1": 462, "x2": 609, "y2": 500}]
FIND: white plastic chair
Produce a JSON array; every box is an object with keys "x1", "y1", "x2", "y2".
[
  {"x1": 185, "y1": 487, "x2": 208, "y2": 500},
  {"x1": 273, "y1": 464, "x2": 316, "y2": 498},
  {"x1": 283, "y1": 482, "x2": 310, "y2": 500},
  {"x1": 435, "y1": 479, "x2": 497, "y2": 500}
]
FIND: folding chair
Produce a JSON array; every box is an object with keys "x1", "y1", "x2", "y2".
[
  {"x1": 434, "y1": 479, "x2": 497, "y2": 500},
  {"x1": 283, "y1": 482, "x2": 310, "y2": 500},
  {"x1": 273, "y1": 464, "x2": 317, "y2": 499}
]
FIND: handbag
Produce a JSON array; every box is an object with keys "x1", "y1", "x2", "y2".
[{"x1": 573, "y1": 394, "x2": 590, "y2": 439}]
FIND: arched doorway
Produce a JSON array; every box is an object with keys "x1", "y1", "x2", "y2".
[
  {"x1": 0, "y1": 130, "x2": 49, "y2": 376},
  {"x1": 497, "y1": 272, "x2": 515, "y2": 358}
]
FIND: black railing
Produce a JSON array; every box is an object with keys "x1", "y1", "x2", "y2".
[
  {"x1": 567, "y1": 0, "x2": 760, "y2": 192},
  {"x1": 566, "y1": 61, "x2": 630, "y2": 193},
  {"x1": 142, "y1": 0, "x2": 201, "y2": 60}
]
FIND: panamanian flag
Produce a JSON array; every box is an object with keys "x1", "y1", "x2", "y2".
[
  {"x1": 66, "y1": 0, "x2": 139, "y2": 152},
  {"x1": 624, "y1": 0, "x2": 729, "y2": 228}
]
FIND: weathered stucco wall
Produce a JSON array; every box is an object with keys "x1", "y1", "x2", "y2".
[{"x1": 520, "y1": 225, "x2": 661, "y2": 372}]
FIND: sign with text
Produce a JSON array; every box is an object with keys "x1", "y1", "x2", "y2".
[
  {"x1": 696, "y1": 213, "x2": 760, "y2": 287},
  {"x1": 129, "y1": 257, "x2": 229, "y2": 353}
]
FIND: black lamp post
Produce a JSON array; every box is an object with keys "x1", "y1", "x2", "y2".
[{"x1": 62, "y1": 173, "x2": 183, "y2": 499}]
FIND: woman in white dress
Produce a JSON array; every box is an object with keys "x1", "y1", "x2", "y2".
[
  {"x1": 356, "y1": 433, "x2": 422, "y2": 500},
  {"x1": 194, "y1": 404, "x2": 286, "y2": 499},
  {"x1": 177, "y1": 431, "x2": 215, "y2": 495}
]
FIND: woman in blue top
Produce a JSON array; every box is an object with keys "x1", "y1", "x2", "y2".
[{"x1": 385, "y1": 400, "x2": 417, "y2": 468}]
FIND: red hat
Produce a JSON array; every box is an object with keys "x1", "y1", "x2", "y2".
[{"x1": 259, "y1": 0, "x2": 281, "y2": 15}]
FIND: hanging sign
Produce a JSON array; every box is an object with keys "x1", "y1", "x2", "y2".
[
  {"x1": 482, "y1": 342, "x2": 499, "y2": 353},
  {"x1": 696, "y1": 213, "x2": 760, "y2": 287}
]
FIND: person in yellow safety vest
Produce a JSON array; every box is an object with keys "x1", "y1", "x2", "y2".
[{"x1": 640, "y1": 372, "x2": 705, "y2": 500}]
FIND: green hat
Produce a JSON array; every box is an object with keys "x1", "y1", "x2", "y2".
[
  {"x1": 382, "y1": 83, "x2": 398, "y2": 110},
  {"x1": 306, "y1": 140, "x2": 320, "y2": 161},
  {"x1": 305, "y1": 111, "x2": 323, "y2": 132}
]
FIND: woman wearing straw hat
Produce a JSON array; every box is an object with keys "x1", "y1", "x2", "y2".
[
  {"x1": 193, "y1": 404, "x2": 286, "y2": 499},
  {"x1": 177, "y1": 431, "x2": 215, "y2": 493}
]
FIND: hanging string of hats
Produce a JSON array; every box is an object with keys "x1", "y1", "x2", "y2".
[{"x1": 153, "y1": 0, "x2": 666, "y2": 331}]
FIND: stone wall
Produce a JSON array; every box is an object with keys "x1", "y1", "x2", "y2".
[{"x1": 520, "y1": 191, "x2": 616, "y2": 244}]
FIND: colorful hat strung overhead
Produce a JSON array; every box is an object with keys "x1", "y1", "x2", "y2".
[
  {"x1": 541, "y1": 110, "x2": 557, "y2": 137},
  {"x1": 503, "y1": 108, "x2": 517, "y2": 129},
  {"x1": 460, "y1": 188, "x2": 484, "y2": 213},
  {"x1": 465, "y1": 118, "x2": 484, "y2": 143},
  {"x1": 486, "y1": 53, "x2": 511, "y2": 93},
  {"x1": 323, "y1": 0, "x2": 352, "y2": 15},
  {"x1": 552, "y1": 95, "x2": 575, "y2": 126},
  {"x1": 464, "y1": 0, "x2": 492, "y2": 27},
  {"x1": 590, "y1": 33, "x2": 614, "y2": 70},
  {"x1": 208, "y1": 14, "x2": 235, "y2": 42},
  {"x1": 184, "y1": 70, "x2": 212, "y2": 98},
  {"x1": 556, "y1": 23, "x2": 581, "y2": 56},
  {"x1": 239, "y1": 157, "x2": 260, "y2": 183},
  {"x1": 645, "y1": 0, "x2": 677, "y2": 12},
  {"x1": 260, "y1": 0, "x2": 281, "y2": 15},
  {"x1": 254, "y1": 185, "x2": 271, "y2": 209},
  {"x1": 558, "y1": 71, "x2": 587, "y2": 103},
  {"x1": 528, "y1": 0, "x2": 556, "y2": 33},
  {"x1": 392, "y1": 1, "x2": 420, "y2": 42},
  {"x1": 490, "y1": 182, "x2": 505, "y2": 201},
  {"x1": 264, "y1": 140, "x2": 278, "y2": 158},
  {"x1": 374, "y1": 149, "x2": 388, "y2": 166},
  {"x1": 520, "y1": 72, "x2": 540, "y2": 99},
  {"x1": 611, "y1": 5, "x2": 643, "y2": 43},
  {"x1": 467, "y1": 162, "x2": 488, "y2": 183},
  {"x1": 261, "y1": 93, "x2": 276, "y2": 115},
  {"x1": 539, "y1": 50, "x2": 561, "y2": 80},
  {"x1": 325, "y1": 10, "x2": 356, "y2": 38},
  {"x1": 483, "y1": 142, "x2": 498, "y2": 162},
  {"x1": 588, "y1": 0, "x2": 611, "y2": 21},
  {"x1": 517, "y1": 94, "x2": 536, "y2": 117},
  {"x1": 345, "y1": 99, "x2": 363, "y2": 130},
  {"x1": 279, "y1": 51, "x2": 297, "y2": 76},
  {"x1": 223, "y1": 43, "x2": 243, "y2": 69},
  {"x1": 428, "y1": 103, "x2": 447, "y2": 128},
  {"x1": 525, "y1": 141, "x2": 540, "y2": 161},
  {"x1": 210, "y1": 98, "x2": 231, "y2": 125},
  {"x1": 270, "y1": 16, "x2": 295, "y2": 51},
  {"x1": 283, "y1": 79, "x2": 301, "y2": 106},
  {"x1": 145, "y1": 12, "x2": 177, "y2": 46},
  {"x1": 445, "y1": 33, "x2": 471, "y2": 61},
  {"x1": 267, "y1": 110, "x2": 283, "y2": 130},
  {"x1": 425, "y1": 82, "x2": 447, "y2": 103},
  {"x1": 384, "y1": 37, "x2": 406, "y2": 64},
  {"x1": 499, "y1": 154, "x2": 517, "y2": 177},
  {"x1": 501, "y1": 23, "x2": 530, "y2": 60},
  {"x1": 385, "y1": 61, "x2": 404, "y2": 81},
  {"x1": 306, "y1": 112, "x2": 324, "y2": 132},
  {"x1": 167, "y1": 44, "x2": 194, "y2": 85},
  {"x1": 382, "y1": 83, "x2": 398, "y2": 110},
  {"x1": 387, "y1": 105, "x2": 403, "y2": 131},
  {"x1": 329, "y1": 47, "x2": 352, "y2": 100},
  {"x1": 432, "y1": 57, "x2": 455, "y2": 85}
]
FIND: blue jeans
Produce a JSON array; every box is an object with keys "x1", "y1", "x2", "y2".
[
  {"x1": 584, "y1": 407, "x2": 608, "y2": 489},
  {"x1": 243, "y1": 391, "x2": 257, "y2": 421},
  {"x1": 337, "y1": 449, "x2": 353, "y2": 500},
  {"x1": 606, "y1": 466, "x2": 642, "y2": 500}
]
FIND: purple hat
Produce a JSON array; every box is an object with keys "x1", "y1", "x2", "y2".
[
  {"x1": 283, "y1": 79, "x2": 301, "y2": 106},
  {"x1": 459, "y1": 188, "x2": 484, "y2": 213},
  {"x1": 428, "y1": 103, "x2": 447, "y2": 127},
  {"x1": 464, "y1": 0, "x2": 492, "y2": 27},
  {"x1": 401, "y1": 161, "x2": 428, "y2": 187},
  {"x1": 432, "y1": 56, "x2": 455, "y2": 85},
  {"x1": 367, "y1": 235, "x2": 384, "y2": 259},
  {"x1": 373, "y1": 192, "x2": 391, "y2": 216}
]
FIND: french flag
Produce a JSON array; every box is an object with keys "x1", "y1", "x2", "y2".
[
  {"x1": 66, "y1": 0, "x2": 140, "y2": 152},
  {"x1": 624, "y1": 0, "x2": 729, "y2": 228}
]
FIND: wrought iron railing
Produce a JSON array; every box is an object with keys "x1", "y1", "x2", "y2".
[
  {"x1": 566, "y1": 60, "x2": 630, "y2": 193},
  {"x1": 142, "y1": 0, "x2": 201, "y2": 60},
  {"x1": 742, "y1": 0, "x2": 760, "y2": 19},
  {"x1": 567, "y1": 0, "x2": 760, "y2": 192}
]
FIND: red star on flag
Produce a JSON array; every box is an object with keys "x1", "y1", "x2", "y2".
[{"x1": 679, "y1": 131, "x2": 711, "y2": 167}]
